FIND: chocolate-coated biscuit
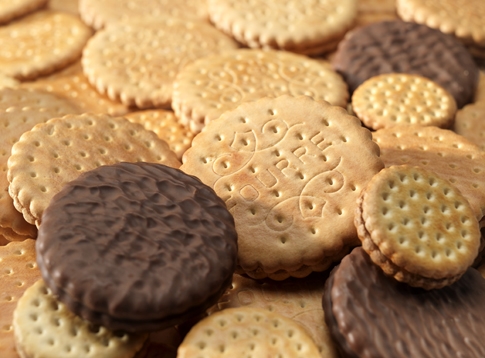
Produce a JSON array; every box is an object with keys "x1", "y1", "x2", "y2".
[
  {"x1": 333, "y1": 21, "x2": 479, "y2": 108},
  {"x1": 36, "y1": 162, "x2": 238, "y2": 332},
  {"x1": 323, "y1": 247, "x2": 485, "y2": 357}
]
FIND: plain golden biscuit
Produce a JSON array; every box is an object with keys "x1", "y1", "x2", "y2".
[
  {"x1": 352, "y1": 74, "x2": 457, "y2": 130},
  {"x1": 177, "y1": 307, "x2": 321, "y2": 358},
  {"x1": 357, "y1": 0, "x2": 396, "y2": 13},
  {"x1": 181, "y1": 96, "x2": 383, "y2": 280},
  {"x1": 13, "y1": 279, "x2": 147, "y2": 358},
  {"x1": 82, "y1": 17, "x2": 238, "y2": 109},
  {"x1": 47, "y1": 0, "x2": 78, "y2": 14},
  {"x1": 356, "y1": 165, "x2": 480, "y2": 289},
  {"x1": 453, "y1": 104, "x2": 485, "y2": 151},
  {"x1": 0, "y1": 0, "x2": 47, "y2": 24},
  {"x1": 475, "y1": 71, "x2": 485, "y2": 103},
  {"x1": 7, "y1": 113, "x2": 181, "y2": 228}
]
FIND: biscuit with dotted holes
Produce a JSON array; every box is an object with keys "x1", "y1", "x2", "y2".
[
  {"x1": 173, "y1": 49, "x2": 349, "y2": 134},
  {"x1": 82, "y1": 17, "x2": 238, "y2": 109},
  {"x1": 79, "y1": 0, "x2": 209, "y2": 30},
  {"x1": 352, "y1": 74, "x2": 457, "y2": 130},
  {"x1": 355, "y1": 165, "x2": 480, "y2": 289},
  {"x1": 453, "y1": 104, "x2": 485, "y2": 152},
  {"x1": 0, "y1": 0, "x2": 47, "y2": 24},
  {"x1": 0, "y1": 240, "x2": 40, "y2": 358},
  {"x1": 177, "y1": 307, "x2": 321, "y2": 358},
  {"x1": 13, "y1": 279, "x2": 147, "y2": 358},
  {"x1": 7, "y1": 113, "x2": 181, "y2": 228},
  {"x1": 181, "y1": 95, "x2": 384, "y2": 280},
  {"x1": 125, "y1": 110, "x2": 194, "y2": 159},
  {"x1": 22, "y1": 61, "x2": 131, "y2": 117},
  {"x1": 0, "y1": 10, "x2": 92, "y2": 80},
  {"x1": 208, "y1": 0, "x2": 357, "y2": 55},
  {"x1": 372, "y1": 125, "x2": 485, "y2": 225},
  {"x1": 209, "y1": 274, "x2": 338, "y2": 358}
]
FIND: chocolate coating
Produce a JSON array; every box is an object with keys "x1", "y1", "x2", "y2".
[
  {"x1": 333, "y1": 21, "x2": 479, "y2": 108},
  {"x1": 36, "y1": 162, "x2": 238, "y2": 332},
  {"x1": 323, "y1": 247, "x2": 485, "y2": 358}
]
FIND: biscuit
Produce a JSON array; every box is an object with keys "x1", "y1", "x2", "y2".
[
  {"x1": 7, "y1": 113, "x2": 181, "y2": 228},
  {"x1": 357, "y1": 0, "x2": 396, "y2": 13},
  {"x1": 47, "y1": 0, "x2": 78, "y2": 14},
  {"x1": 355, "y1": 165, "x2": 480, "y2": 289},
  {"x1": 181, "y1": 95, "x2": 383, "y2": 279},
  {"x1": 352, "y1": 74, "x2": 457, "y2": 130},
  {"x1": 453, "y1": 104, "x2": 485, "y2": 151},
  {"x1": 0, "y1": 0, "x2": 47, "y2": 24},
  {"x1": 173, "y1": 49, "x2": 349, "y2": 133},
  {"x1": 475, "y1": 71, "x2": 485, "y2": 103},
  {"x1": 177, "y1": 307, "x2": 321, "y2": 358},
  {"x1": 82, "y1": 17, "x2": 238, "y2": 109}
]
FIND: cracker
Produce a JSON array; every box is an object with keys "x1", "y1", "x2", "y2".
[
  {"x1": 453, "y1": 104, "x2": 485, "y2": 151},
  {"x1": 173, "y1": 49, "x2": 349, "y2": 133},
  {"x1": 208, "y1": 0, "x2": 357, "y2": 55},
  {"x1": 0, "y1": 0, "x2": 47, "y2": 24},
  {"x1": 82, "y1": 17, "x2": 238, "y2": 109},
  {"x1": 13, "y1": 279, "x2": 147, "y2": 358},
  {"x1": 356, "y1": 165, "x2": 480, "y2": 289},
  {"x1": 125, "y1": 110, "x2": 194, "y2": 159},
  {"x1": 180, "y1": 95, "x2": 383, "y2": 280},
  {"x1": 211, "y1": 274, "x2": 338, "y2": 357},
  {"x1": 22, "y1": 61, "x2": 131, "y2": 116},
  {"x1": 373, "y1": 125, "x2": 485, "y2": 223},
  {"x1": 79, "y1": 0, "x2": 209, "y2": 30},
  {"x1": 0, "y1": 10, "x2": 92, "y2": 80},
  {"x1": 352, "y1": 74, "x2": 457, "y2": 130},
  {"x1": 177, "y1": 307, "x2": 321, "y2": 358},
  {"x1": 0, "y1": 240, "x2": 40, "y2": 358},
  {"x1": 7, "y1": 113, "x2": 181, "y2": 228}
]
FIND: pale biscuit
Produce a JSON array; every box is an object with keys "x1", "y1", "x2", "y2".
[
  {"x1": 210, "y1": 274, "x2": 338, "y2": 358},
  {"x1": 173, "y1": 49, "x2": 349, "y2": 133},
  {"x1": 13, "y1": 279, "x2": 147, "y2": 358},
  {"x1": 177, "y1": 307, "x2": 321, "y2": 358},
  {"x1": 453, "y1": 104, "x2": 485, "y2": 151},
  {"x1": 352, "y1": 74, "x2": 457, "y2": 130},
  {"x1": 0, "y1": 0, "x2": 47, "y2": 24},
  {"x1": 181, "y1": 96, "x2": 383, "y2": 280},
  {"x1": 82, "y1": 17, "x2": 238, "y2": 109},
  {"x1": 22, "y1": 61, "x2": 130, "y2": 116},
  {"x1": 0, "y1": 240, "x2": 40, "y2": 358},
  {"x1": 0, "y1": 11, "x2": 92, "y2": 80},
  {"x1": 356, "y1": 165, "x2": 480, "y2": 289},
  {"x1": 79, "y1": 0, "x2": 209, "y2": 30},
  {"x1": 125, "y1": 110, "x2": 194, "y2": 159},
  {"x1": 7, "y1": 113, "x2": 181, "y2": 228},
  {"x1": 373, "y1": 125, "x2": 485, "y2": 223},
  {"x1": 208, "y1": 0, "x2": 357, "y2": 55}
]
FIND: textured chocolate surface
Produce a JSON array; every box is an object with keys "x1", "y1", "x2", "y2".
[
  {"x1": 333, "y1": 21, "x2": 479, "y2": 108},
  {"x1": 324, "y1": 247, "x2": 485, "y2": 358},
  {"x1": 36, "y1": 162, "x2": 238, "y2": 332}
]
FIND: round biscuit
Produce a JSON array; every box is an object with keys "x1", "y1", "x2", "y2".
[
  {"x1": 0, "y1": 0, "x2": 47, "y2": 24},
  {"x1": 475, "y1": 71, "x2": 485, "y2": 104},
  {"x1": 453, "y1": 104, "x2": 485, "y2": 151},
  {"x1": 47, "y1": 0, "x2": 78, "y2": 14}
]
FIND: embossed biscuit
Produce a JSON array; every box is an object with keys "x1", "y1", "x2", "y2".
[
  {"x1": 13, "y1": 279, "x2": 147, "y2": 358},
  {"x1": 211, "y1": 274, "x2": 338, "y2": 357},
  {"x1": 173, "y1": 49, "x2": 349, "y2": 133},
  {"x1": 372, "y1": 125, "x2": 485, "y2": 223},
  {"x1": 208, "y1": 0, "x2": 357, "y2": 55},
  {"x1": 356, "y1": 165, "x2": 480, "y2": 289},
  {"x1": 7, "y1": 113, "x2": 181, "y2": 228},
  {"x1": 82, "y1": 17, "x2": 238, "y2": 109},
  {"x1": 125, "y1": 110, "x2": 194, "y2": 159},
  {"x1": 453, "y1": 104, "x2": 485, "y2": 151},
  {"x1": 352, "y1": 74, "x2": 457, "y2": 130},
  {"x1": 0, "y1": 10, "x2": 92, "y2": 80},
  {"x1": 177, "y1": 307, "x2": 321, "y2": 358},
  {"x1": 0, "y1": 240, "x2": 40, "y2": 358},
  {"x1": 0, "y1": 0, "x2": 47, "y2": 24},
  {"x1": 181, "y1": 96, "x2": 384, "y2": 280}
]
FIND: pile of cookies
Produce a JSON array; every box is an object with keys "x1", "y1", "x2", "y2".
[{"x1": 0, "y1": 0, "x2": 484, "y2": 357}]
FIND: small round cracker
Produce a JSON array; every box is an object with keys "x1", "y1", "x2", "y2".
[
  {"x1": 173, "y1": 49, "x2": 349, "y2": 133},
  {"x1": 177, "y1": 307, "x2": 321, "y2": 358},
  {"x1": 125, "y1": 110, "x2": 194, "y2": 159},
  {"x1": 453, "y1": 103, "x2": 485, "y2": 151},
  {"x1": 356, "y1": 165, "x2": 480, "y2": 289},
  {"x1": 0, "y1": 0, "x2": 47, "y2": 24},
  {"x1": 13, "y1": 279, "x2": 147, "y2": 358},
  {"x1": 0, "y1": 10, "x2": 92, "y2": 80},
  {"x1": 0, "y1": 240, "x2": 40, "y2": 358},
  {"x1": 7, "y1": 113, "x2": 181, "y2": 228},
  {"x1": 82, "y1": 17, "x2": 238, "y2": 109},
  {"x1": 352, "y1": 74, "x2": 457, "y2": 130}
]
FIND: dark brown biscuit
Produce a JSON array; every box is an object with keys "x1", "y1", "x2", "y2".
[
  {"x1": 323, "y1": 247, "x2": 485, "y2": 358},
  {"x1": 36, "y1": 162, "x2": 238, "y2": 333},
  {"x1": 333, "y1": 21, "x2": 479, "y2": 108}
]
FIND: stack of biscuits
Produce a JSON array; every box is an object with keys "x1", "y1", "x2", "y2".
[{"x1": 0, "y1": 0, "x2": 484, "y2": 357}]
